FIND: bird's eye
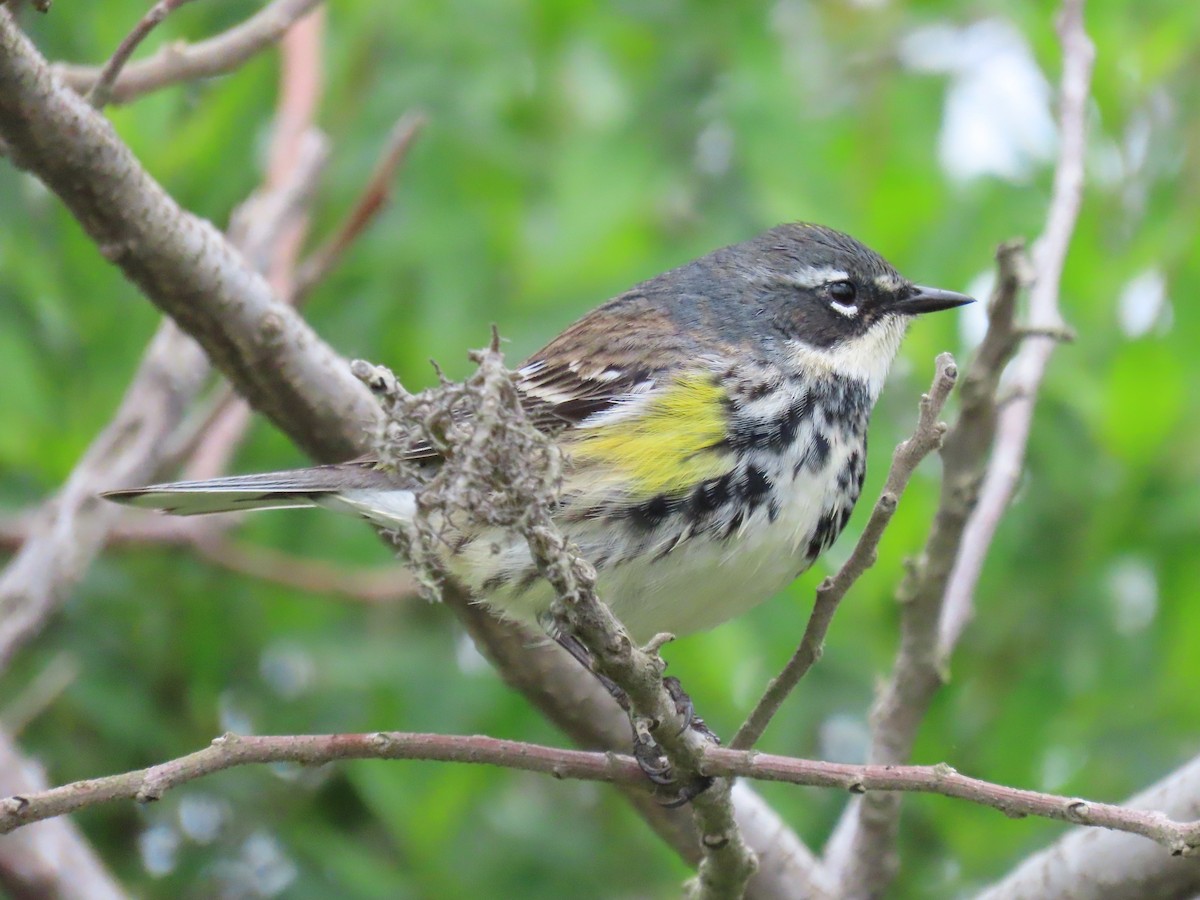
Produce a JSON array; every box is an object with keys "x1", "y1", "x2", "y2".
[{"x1": 827, "y1": 281, "x2": 857, "y2": 304}]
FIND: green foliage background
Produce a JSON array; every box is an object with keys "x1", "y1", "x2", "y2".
[{"x1": 2, "y1": 0, "x2": 1199, "y2": 896}]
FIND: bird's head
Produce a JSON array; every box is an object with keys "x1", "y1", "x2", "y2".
[{"x1": 728, "y1": 223, "x2": 973, "y2": 396}]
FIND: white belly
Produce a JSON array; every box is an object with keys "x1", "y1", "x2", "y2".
[{"x1": 456, "y1": 433, "x2": 864, "y2": 642}]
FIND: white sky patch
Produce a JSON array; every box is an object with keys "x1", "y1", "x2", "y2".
[
  {"x1": 178, "y1": 794, "x2": 227, "y2": 845},
  {"x1": 259, "y1": 640, "x2": 316, "y2": 700},
  {"x1": 1117, "y1": 268, "x2": 1171, "y2": 338},
  {"x1": 1040, "y1": 745, "x2": 1088, "y2": 793},
  {"x1": 238, "y1": 831, "x2": 298, "y2": 897},
  {"x1": 959, "y1": 270, "x2": 994, "y2": 349},
  {"x1": 561, "y1": 42, "x2": 627, "y2": 129},
  {"x1": 218, "y1": 690, "x2": 255, "y2": 735},
  {"x1": 695, "y1": 120, "x2": 735, "y2": 176},
  {"x1": 819, "y1": 713, "x2": 870, "y2": 764},
  {"x1": 899, "y1": 19, "x2": 1056, "y2": 182},
  {"x1": 139, "y1": 824, "x2": 180, "y2": 877},
  {"x1": 1106, "y1": 556, "x2": 1159, "y2": 635}
]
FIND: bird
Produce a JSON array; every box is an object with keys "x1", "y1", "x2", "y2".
[{"x1": 104, "y1": 223, "x2": 971, "y2": 644}]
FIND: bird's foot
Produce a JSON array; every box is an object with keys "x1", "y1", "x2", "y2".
[
  {"x1": 632, "y1": 675, "x2": 719, "y2": 806},
  {"x1": 552, "y1": 631, "x2": 719, "y2": 805}
]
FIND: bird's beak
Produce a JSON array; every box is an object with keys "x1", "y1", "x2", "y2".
[{"x1": 894, "y1": 284, "x2": 975, "y2": 315}]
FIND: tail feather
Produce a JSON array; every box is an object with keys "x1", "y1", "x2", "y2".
[{"x1": 102, "y1": 463, "x2": 406, "y2": 517}]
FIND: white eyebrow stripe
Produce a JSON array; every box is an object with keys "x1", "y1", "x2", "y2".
[
  {"x1": 783, "y1": 266, "x2": 849, "y2": 289},
  {"x1": 874, "y1": 273, "x2": 905, "y2": 291}
]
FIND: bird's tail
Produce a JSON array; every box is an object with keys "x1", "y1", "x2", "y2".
[{"x1": 102, "y1": 462, "x2": 408, "y2": 518}]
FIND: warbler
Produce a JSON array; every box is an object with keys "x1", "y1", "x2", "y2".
[{"x1": 105, "y1": 223, "x2": 971, "y2": 642}]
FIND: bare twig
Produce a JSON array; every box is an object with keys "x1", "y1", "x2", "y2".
[
  {"x1": 731, "y1": 354, "x2": 959, "y2": 751},
  {"x1": 55, "y1": 0, "x2": 324, "y2": 105},
  {"x1": 0, "y1": 509, "x2": 414, "y2": 604},
  {"x1": 190, "y1": 533, "x2": 415, "y2": 604},
  {"x1": 828, "y1": 3, "x2": 1093, "y2": 895},
  {"x1": 293, "y1": 110, "x2": 428, "y2": 301},
  {"x1": 87, "y1": 0, "x2": 199, "y2": 109},
  {"x1": 937, "y1": 0, "x2": 1094, "y2": 660},
  {"x1": 5, "y1": 732, "x2": 1200, "y2": 864},
  {"x1": 825, "y1": 235, "x2": 1028, "y2": 900},
  {"x1": 262, "y1": 8, "x2": 323, "y2": 297},
  {"x1": 538, "y1": 519, "x2": 760, "y2": 899},
  {"x1": 442, "y1": 581, "x2": 830, "y2": 899}
]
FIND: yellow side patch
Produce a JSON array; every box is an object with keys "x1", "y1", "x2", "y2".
[{"x1": 566, "y1": 373, "x2": 733, "y2": 499}]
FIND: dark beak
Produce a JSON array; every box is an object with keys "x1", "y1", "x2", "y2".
[{"x1": 894, "y1": 284, "x2": 975, "y2": 315}]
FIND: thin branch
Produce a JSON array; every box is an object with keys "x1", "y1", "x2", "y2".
[
  {"x1": 731, "y1": 354, "x2": 959, "y2": 751},
  {"x1": 825, "y1": 236, "x2": 1029, "y2": 900},
  {"x1": 828, "y1": 3, "x2": 1094, "y2": 895},
  {"x1": 87, "y1": 0, "x2": 199, "y2": 109},
  {"x1": 937, "y1": 0, "x2": 1094, "y2": 661},
  {"x1": 5, "y1": 732, "x2": 1200, "y2": 864},
  {"x1": 54, "y1": 0, "x2": 324, "y2": 106},
  {"x1": 292, "y1": 110, "x2": 428, "y2": 301},
  {"x1": 262, "y1": 7, "x2": 323, "y2": 297},
  {"x1": 0, "y1": 510, "x2": 415, "y2": 604},
  {"x1": 190, "y1": 533, "x2": 415, "y2": 604},
  {"x1": 442, "y1": 581, "x2": 829, "y2": 899}
]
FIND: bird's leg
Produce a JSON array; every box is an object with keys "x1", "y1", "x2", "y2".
[
  {"x1": 552, "y1": 630, "x2": 631, "y2": 710},
  {"x1": 550, "y1": 630, "x2": 717, "y2": 801}
]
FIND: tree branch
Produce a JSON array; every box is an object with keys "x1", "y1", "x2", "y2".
[
  {"x1": 0, "y1": 11, "x2": 379, "y2": 463},
  {"x1": 53, "y1": 0, "x2": 324, "y2": 105},
  {"x1": 6, "y1": 732, "x2": 1200, "y2": 866},
  {"x1": 937, "y1": 0, "x2": 1093, "y2": 660},
  {"x1": 293, "y1": 110, "x2": 427, "y2": 301},
  {"x1": 731, "y1": 353, "x2": 959, "y2": 751},
  {"x1": 86, "y1": 0, "x2": 199, "y2": 109}
]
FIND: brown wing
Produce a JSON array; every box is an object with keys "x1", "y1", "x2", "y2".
[{"x1": 402, "y1": 292, "x2": 687, "y2": 462}]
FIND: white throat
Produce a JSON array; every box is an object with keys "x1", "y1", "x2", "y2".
[{"x1": 786, "y1": 316, "x2": 909, "y2": 400}]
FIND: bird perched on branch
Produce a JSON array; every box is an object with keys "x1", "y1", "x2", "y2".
[{"x1": 105, "y1": 223, "x2": 971, "y2": 643}]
